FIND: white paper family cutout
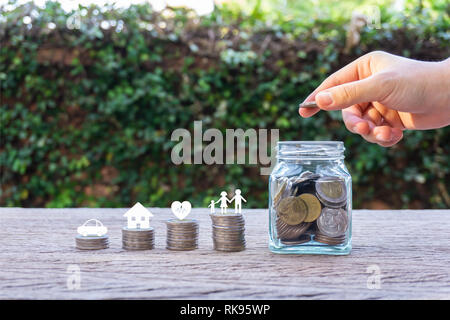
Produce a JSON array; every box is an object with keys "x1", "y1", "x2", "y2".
[
  {"x1": 123, "y1": 202, "x2": 154, "y2": 229},
  {"x1": 209, "y1": 189, "x2": 246, "y2": 214},
  {"x1": 77, "y1": 219, "x2": 108, "y2": 236},
  {"x1": 171, "y1": 201, "x2": 192, "y2": 220}
]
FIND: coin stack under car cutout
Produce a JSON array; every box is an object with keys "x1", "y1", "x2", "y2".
[
  {"x1": 122, "y1": 227, "x2": 155, "y2": 250},
  {"x1": 75, "y1": 219, "x2": 109, "y2": 250},
  {"x1": 210, "y1": 213, "x2": 246, "y2": 252},
  {"x1": 75, "y1": 234, "x2": 109, "y2": 250},
  {"x1": 273, "y1": 171, "x2": 349, "y2": 246},
  {"x1": 166, "y1": 219, "x2": 199, "y2": 251}
]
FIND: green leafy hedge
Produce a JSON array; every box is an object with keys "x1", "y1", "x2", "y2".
[{"x1": 1, "y1": 1, "x2": 449, "y2": 208}]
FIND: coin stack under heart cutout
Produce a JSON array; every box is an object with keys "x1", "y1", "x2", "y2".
[
  {"x1": 166, "y1": 201, "x2": 199, "y2": 251},
  {"x1": 166, "y1": 219, "x2": 199, "y2": 251}
]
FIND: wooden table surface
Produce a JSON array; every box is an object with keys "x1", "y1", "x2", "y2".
[{"x1": 0, "y1": 208, "x2": 449, "y2": 299}]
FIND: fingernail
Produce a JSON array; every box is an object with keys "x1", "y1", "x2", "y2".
[
  {"x1": 375, "y1": 134, "x2": 389, "y2": 142},
  {"x1": 316, "y1": 92, "x2": 333, "y2": 107}
]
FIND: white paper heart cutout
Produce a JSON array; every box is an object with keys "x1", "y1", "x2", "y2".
[{"x1": 171, "y1": 201, "x2": 192, "y2": 220}]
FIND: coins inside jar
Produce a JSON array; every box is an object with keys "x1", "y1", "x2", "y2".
[
  {"x1": 314, "y1": 231, "x2": 346, "y2": 245},
  {"x1": 276, "y1": 218, "x2": 310, "y2": 240},
  {"x1": 272, "y1": 171, "x2": 349, "y2": 247},
  {"x1": 299, "y1": 193, "x2": 322, "y2": 222},
  {"x1": 315, "y1": 176, "x2": 347, "y2": 208},
  {"x1": 280, "y1": 234, "x2": 311, "y2": 245},
  {"x1": 273, "y1": 178, "x2": 290, "y2": 208},
  {"x1": 316, "y1": 207, "x2": 348, "y2": 238},
  {"x1": 277, "y1": 196, "x2": 308, "y2": 225}
]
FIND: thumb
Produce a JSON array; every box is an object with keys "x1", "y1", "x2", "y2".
[{"x1": 315, "y1": 74, "x2": 387, "y2": 110}]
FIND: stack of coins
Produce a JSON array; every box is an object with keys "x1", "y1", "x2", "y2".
[
  {"x1": 122, "y1": 227, "x2": 154, "y2": 250},
  {"x1": 210, "y1": 213, "x2": 245, "y2": 252},
  {"x1": 276, "y1": 218, "x2": 310, "y2": 241},
  {"x1": 315, "y1": 207, "x2": 348, "y2": 245},
  {"x1": 315, "y1": 176, "x2": 347, "y2": 208},
  {"x1": 166, "y1": 219, "x2": 199, "y2": 251},
  {"x1": 314, "y1": 232, "x2": 346, "y2": 245},
  {"x1": 272, "y1": 171, "x2": 348, "y2": 246},
  {"x1": 75, "y1": 235, "x2": 109, "y2": 250}
]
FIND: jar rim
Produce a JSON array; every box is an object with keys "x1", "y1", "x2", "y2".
[
  {"x1": 277, "y1": 141, "x2": 343, "y2": 146},
  {"x1": 277, "y1": 141, "x2": 345, "y2": 160}
]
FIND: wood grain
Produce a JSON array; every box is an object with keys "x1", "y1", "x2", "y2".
[{"x1": 0, "y1": 208, "x2": 449, "y2": 299}]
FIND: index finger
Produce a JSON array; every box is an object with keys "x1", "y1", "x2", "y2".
[{"x1": 298, "y1": 53, "x2": 373, "y2": 117}]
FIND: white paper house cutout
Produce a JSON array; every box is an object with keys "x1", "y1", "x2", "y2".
[{"x1": 123, "y1": 202, "x2": 154, "y2": 229}]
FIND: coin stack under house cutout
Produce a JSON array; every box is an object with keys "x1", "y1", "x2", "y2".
[
  {"x1": 75, "y1": 235, "x2": 109, "y2": 250},
  {"x1": 210, "y1": 213, "x2": 246, "y2": 252},
  {"x1": 122, "y1": 227, "x2": 155, "y2": 250},
  {"x1": 166, "y1": 219, "x2": 199, "y2": 251},
  {"x1": 273, "y1": 171, "x2": 349, "y2": 246}
]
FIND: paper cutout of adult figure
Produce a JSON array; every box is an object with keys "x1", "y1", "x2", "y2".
[
  {"x1": 216, "y1": 191, "x2": 230, "y2": 214},
  {"x1": 230, "y1": 189, "x2": 246, "y2": 214}
]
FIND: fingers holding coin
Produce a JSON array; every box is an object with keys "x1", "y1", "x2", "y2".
[{"x1": 299, "y1": 100, "x2": 320, "y2": 117}]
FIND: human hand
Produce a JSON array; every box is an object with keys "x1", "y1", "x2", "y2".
[{"x1": 299, "y1": 51, "x2": 450, "y2": 147}]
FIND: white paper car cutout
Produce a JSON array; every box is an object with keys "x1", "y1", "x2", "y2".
[{"x1": 77, "y1": 219, "x2": 108, "y2": 236}]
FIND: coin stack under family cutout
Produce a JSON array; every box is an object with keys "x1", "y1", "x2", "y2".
[
  {"x1": 122, "y1": 227, "x2": 155, "y2": 250},
  {"x1": 75, "y1": 235, "x2": 109, "y2": 250},
  {"x1": 166, "y1": 219, "x2": 199, "y2": 251},
  {"x1": 210, "y1": 213, "x2": 246, "y2": 252},
  {"x1": 273, "y1": 171, "x2": 349, "y2": 246}
]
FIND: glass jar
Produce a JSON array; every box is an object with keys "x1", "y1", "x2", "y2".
[{"x1": 268, "y1": 141, "x2": 352, "y2": 255}]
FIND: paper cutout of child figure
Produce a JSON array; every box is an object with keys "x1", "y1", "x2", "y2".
[
  {"x1": 208, "y1": 200, "x2": 216, "y2": 214},
  {"x1": 230, "y1": 189, "x2": 246, "y2": 214},
  {"x1": 216, "y1": 191, "x2": 230, "y2": 214}
]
